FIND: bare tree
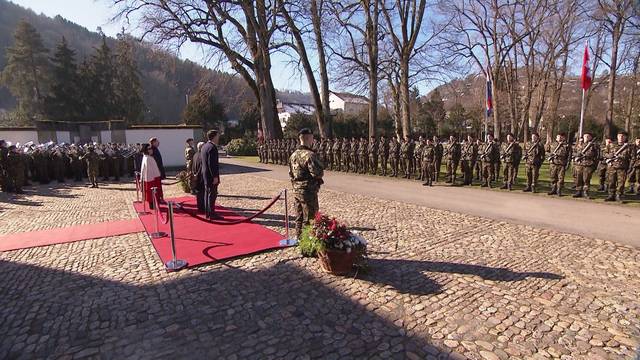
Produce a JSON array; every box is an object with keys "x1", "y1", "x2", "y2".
[
  {"x1": 381, "y1": 0, "x2": 427, "y2": 138},
  {"x1": 327, "y1": 0, "x2": 381, "y2": 137},
  {"x1": 112, "y1": 0, "x2": 284, "y2": 139},
  {"x1": 278, "y1": 0, "x2": 332, "y2": 138}
]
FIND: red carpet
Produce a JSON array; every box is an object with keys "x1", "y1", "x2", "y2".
[
  {"x1": 133, "y1": 196, "x2": 288, "y2": 269},
  {"x1": 0, "y1": 219, "x2": 145, "y2": 252}
]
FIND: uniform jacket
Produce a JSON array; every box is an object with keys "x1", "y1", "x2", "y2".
[
  {"x1": 524, "y1": 141, "x2": 545, "y2": 166},
  {"x1": 604, "y1": 142, "x2": 634, "y2": 170},
  {"x1": 573, "y1": 141, "x2": 599, "y2": 167},
  {"x1": 289, "y1": 145, "x2": 324, "y2": 192},
  {"x1": 546, "y1": 141, "x2": 570, "y2": 166}
]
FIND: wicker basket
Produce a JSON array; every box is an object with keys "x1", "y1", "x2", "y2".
[{"x1": 318, "y1": 249, "x2": 358, "y2": 275}]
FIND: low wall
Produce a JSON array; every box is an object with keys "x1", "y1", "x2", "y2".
[{"x1": 0, "y1": 129, "x2": 38, "y2": 145}]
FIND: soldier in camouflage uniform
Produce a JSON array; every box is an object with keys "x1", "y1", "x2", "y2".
[
  {"x1": 51, "y1": 148, "x2": 67, "y2": 183},
  {"x1": 499, "y1": 133, "x2": 518, "y2": 190},
  {"x1": 627, "y1": 138, "x2": 640, "y2": 195},
  {"x1": 400, "y1": 137, "x2": 411, "y2": 178},
  {"x1": 378, "y1": 135, "x2": 389, "y2": 176},
  {"x1": 350, "y1": 137, "x2": 359, "y2": 173},
  {"x1": 603, "y1": 131, "x2": 634, "y2": 202},
  {"x1": 523, "y1": 133, "x2": 545, "y2": 193},
  {"x1": 326, "y1": 138, "x2": 334, "y2": 170},
  {"x1": 185, "y1": 139, "x2": 195, "y2": 171},
  {"x1": 80, "y1": 146, "x2": 100, "y2": 188},
  {"x1": 479, "y1": 134, "x2": 500, "y2": 188},
  {"x1": 368, "y1": 136, "x2": 378, "y2": 175},
  {"x1": 359, "y1": 138, "x2": 368, "y2": 174},
  {"x1": 572, "y1": 132, "x2": 599, "y2": 198},
  {"x1": 546, "y1": 132, "x2": 571, "y2": 196},
  {"x1": 433, "y1": 136, "x2": 443, "y2": 182},
  {"x1": 421, "y1": 138, "x2": 435, "y2": 186},
  {"x1": 289, "y1": 128, "x2": 324, "y2": 236},
  {"x1": 461, "y1": 135, "x2": 477, "y2": 186},
  {"x1": 413, "y1": 136, "x2": 425, "y2": 180},
  {"x1": 333, "y1": 138, "x2": 342, "y2": 171},
  {"x1": 444, "y1": 135, "x2": 462, "y2": 185},
  {"x1": 6, "y1": 145, "x2": 25, "y2": 194},
  {"x1": 389, "y1": 137, "x2": 400, "y2": 177},
  {"x1": 342, "y1": 138, "x2": 351, "y2": 172},
  {"x1": 111, "y1": 144, "x2": 123, "y2": 181}
]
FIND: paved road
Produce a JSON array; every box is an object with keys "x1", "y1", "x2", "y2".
[{"x1": 223, "y1": 157, "x2": 640, "y2": 248}]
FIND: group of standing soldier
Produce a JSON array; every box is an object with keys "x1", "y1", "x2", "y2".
[
  {"x1": 0, "y1": 140, "x2": 141, "y2": 194},
  {"x1": 258, "y1": 131, "x2": 640, "y2": 202}
]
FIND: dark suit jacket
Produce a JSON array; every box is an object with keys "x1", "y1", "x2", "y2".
[
  {"x1": 151, "y1": 145, "x2": 166, "y2": 179},
  {"x1": 200, "y1": 141, "x2": 219, "y2": 186},
  {"x1": 191, "y1": 151, "x2": 203, "y2": 190}
]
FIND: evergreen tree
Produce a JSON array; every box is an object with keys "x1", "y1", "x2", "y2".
[
  {"x1": 114, "y1": 33, "x2": 145, "y2": 123},
  {"x1": 0, "y1": 20, "x2": 49, "y2": 118},
  {"x1": 44, "y1": 37, "x2": 81, "y2": 120},
  {"x1": 87, "y1": 36, "x2": 117, "y2": 120},
  {"x1": 182, "y1": 82, "x2": 227, "y2": 129}
]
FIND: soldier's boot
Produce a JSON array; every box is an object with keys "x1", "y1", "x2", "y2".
[
  {"x1": 557, "y1": 188, "x2": 562, "y2": 197},
  {"x1": 583, "y1": 190, "x2": 589, "y2": 198},
  {"x1": 547, "y1": 186, "x2": 557, "y2": 195},
  {"x1": 616, "y1": 194, "x2": 622, "y2": 202},
  {"x1": 507, "y1": 184, "x2": 512, "y2": 191},
  {"x1": 604, "y1": 194, "x2": 616, "y2": 202},
  {"x1": 531, "y1": 186, "x2": 537, "y2": 193},
  {"x1": 626, "y1": 185, "x2": 635, "y2": 194},
  {"x1": 572, "y1": 191, "x2": 583, "y2": 198},
  {"x1": 523, "y1": 185, "x2": 532, "y2": 192},
  {"x1": 597, "y1": 184, "x2": 605, "y2": 192},
  {"x1": 500, "y1": 183, "x2": 508, "y2": 189}
]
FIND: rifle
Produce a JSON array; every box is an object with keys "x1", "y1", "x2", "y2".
[
  {"x1": 547, "y1": 142, "x2": 564, "y2": 162},
  {"x1": 605, "y1": 143, "x2": 629, "y2": 165},
  {"x1": 523, "y1": 141, "x2": 539, "y2": 161},
  {"x1": 480, "y1": 142, "x2": 493, "y2": 161},
  {"x1": 500, "y1": 142, "x2": 515, "y2": 160},
  {"x1": 573, "y1": 141, "x2": 594, "y2": 163}
]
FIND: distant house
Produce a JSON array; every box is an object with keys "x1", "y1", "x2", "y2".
[
  {"x1": 277, "y1": 99, "x2": 315, "y2": 128},
  {"x1": 328, "y1": 91, "x2": 369, "y2": 115}
]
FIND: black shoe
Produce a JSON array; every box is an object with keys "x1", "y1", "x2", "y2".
[
  {"x1": 547, "y1": 190, "x2": 557, "y2": 195},
  {"x1": 523, "y1": 187, "x2": 531, "y2": 192},
  {"x1": 604, "y1": 195, "x2": 616, "y2": 202},
  {"x1": 572, "y1": 192, "x2": 582, "y2": 198},
  {"x1": 598, "y1": 185, "x2": 605, "y2": 192},
  {"x1": 500, "y1": 185, "x2": 508, "y2": 189}
]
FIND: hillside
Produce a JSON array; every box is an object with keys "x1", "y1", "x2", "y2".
[{"x1": 0, "y1": 0, "x2": 254, "y2": 124}]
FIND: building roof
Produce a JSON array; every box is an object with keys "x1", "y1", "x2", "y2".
[
  {"x1": 330, "y1": 91, "x2": 369, "y2": 104},
  {"x1": 277, "y1": 101, "x2": 315, "y2": 115}
]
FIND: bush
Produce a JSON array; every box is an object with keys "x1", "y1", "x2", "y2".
[
  {"x1": 297, "y1": 225, "x2": 324, "y2": 257},
  {"x1": 225, "y1": 138, "x2": 257, "y2": 156}
]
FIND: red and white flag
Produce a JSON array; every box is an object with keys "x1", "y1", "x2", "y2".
[
  {"x1": 485, "y1": 68, "x2": 493, "y2": 117},
  {"x1": 581, "y1": 42, "x2": 592, "y2": 91}
]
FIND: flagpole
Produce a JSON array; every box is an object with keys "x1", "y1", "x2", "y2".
[{"x1": 578, "y1": 88, "x2": 586, "y2": 139}]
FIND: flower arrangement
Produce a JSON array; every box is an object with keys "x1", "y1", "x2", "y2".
[
  {"x1": 175, "y1": 170, "x2": 192, "y2": 194},
  {"x1": 298, "y1": 212, "x2": 367, "y2": 274}
]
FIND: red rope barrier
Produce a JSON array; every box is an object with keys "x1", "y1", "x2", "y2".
[
  {"x1": 175, "y1": 192, "x2": 282, "y2": 225},
  {"x1": 153, "y1": 190, "x2": 170, "y2": 225}
]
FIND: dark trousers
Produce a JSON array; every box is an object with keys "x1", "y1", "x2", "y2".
[
  {"x1": 205, "y1": 183, "x2": 219, "y2": 218},
  {"x1": 195, "y1": 183, "x2": 205, "y2": 213}
]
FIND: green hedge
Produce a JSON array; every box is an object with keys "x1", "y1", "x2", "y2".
[{"x1": 225, "y1": 138, "x2": 257, "y2": 156}]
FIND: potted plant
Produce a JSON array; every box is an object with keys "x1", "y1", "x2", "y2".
[
  {"x1": 298, "y1": 212, "x2": 367, "y2": 275},
  {"x1": 175, "y1": 170, "x2": 192, "y2": 194}
]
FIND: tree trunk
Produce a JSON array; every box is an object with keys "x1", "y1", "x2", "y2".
[
  {"x1": 365, "y1": 0, "x2": 379, "y2": 138},
  {"x1": 311, "y1": 0, "x2": 332, "y2": 138},
  {"x1": 399, "y1": 60, "x2": 411, "y2": 138},
  {"x1": 605, "y1": 24, "x2": 621, "y2": 139}
]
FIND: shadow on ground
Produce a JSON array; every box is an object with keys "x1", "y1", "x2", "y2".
[
  {"x1": 0, "y1": 260, "x2": 455, "y2": 359},
  {"x1": 221, "y1": 162, "x2": 270, "y2": 175}
]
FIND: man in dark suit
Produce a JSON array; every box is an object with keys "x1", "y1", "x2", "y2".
[
  {"x1": 191, "y1": 142, "x2": 205, "y2": 213},
  {"x1": 150, "y1": 137, "x2": 166, "y2": 179},
  {"x1": 201, "y1": 130, "x2": 222, "y2": 219}
]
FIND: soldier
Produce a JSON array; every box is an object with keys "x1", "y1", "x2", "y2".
[
  {"x1": 6, "y1": 145, "x2": 25, "y2": 194},
  {"x1": 289, "y1": 128, "x2": 324, "y2": 236},
  {"x1": 326, "y1": 138, "x2": 334, "y2": 170},
  {"x1": 523, "y1": 133, "x2": 545, "y2": 193},
  {"x1": 500, "y1": 133, "x2": 518, "y2": 190},
  {"x1": 479, "y1": 133, "x2": 500, "y2": 188},
  {"x1": 185, "y1": 138, "x2": 195, "y2": 171},
  {"x1": 413, "y1": 136, "x2": 425, "y2": 180},
  {"x1": 626, "y1": 138, "x2": 640, "y2": 194},
  {"x1": 511, "y1": 138, "x2": 522, "y2": 186},
  {"x1": 368, "y1": 136, "x2": 378, "y2": 175},
  {"x1": 474, "y1": 138, "x2": 483, "y2": 180},
  {"x1": 111, "y1": 144, "x2": 123, "y2": 181},
  {"x1": 333, "y1": 138, "x2": 342, "y2": 171},
  {"x1": 444, "y1": 135, "x2": 462, "y2": 185},
  {"x1": 0, "y1": 140, "x2": 7, "y2": 192},
  {"x1": 493, "y1": 138, "x2": 502, "y2": 182},
  {"x1": 433, "y1": 136, "x2": 443, "y2": 182},
  {"x1": 51, "y1": 147, "x2": 67, "y2": 183},
  {"x1": 342, "y1": 138, "x2": 351, "y2": 172},
  {"x1": 400, "y1": 137, "x2": 411, "y2": 178},
  {"x1": 80, "y1": 146, "x2": 100, "y2": 188},
  {"x1": 596, "y1": 137, "x2": 612, "y2": 192},
  {"x1": 603, "y1": 131, "x2": 634, "y2": 202},
  {"x1": 389, "y1": 136, "x2": 400, "y2": 177},
  {"x1": 546, "y1": 132, "x2": 571, "y2": 196},
  {"x1": 69, "y1": 145, "x2": 84, "y2": 182},
  {"x1": 378, "y1": 135, "x2": 389, "y2": 176},
  {"x1": 461, "y1": 135, "x2": 477, "y2": 186},
  {"x1": 572, "y1": 132, "x2": 599, "y2": 198},
  {"x1": 350, "y1": 137, "x2": 359, "y2": 173},
  {"x1": 421, "y1": 138, "x2": 436, "y2": 186},
  {"x1": 359, "y1": 138, "x2": 369, "y2": 174}
]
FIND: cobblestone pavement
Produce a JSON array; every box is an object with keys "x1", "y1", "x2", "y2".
[{"x1": 1, "y1": 171, "x2": 639, "y2": 359}]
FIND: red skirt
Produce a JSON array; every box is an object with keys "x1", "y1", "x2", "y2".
[{"x1": 143, "y1": 177, "x2": 163, "y2": 206}]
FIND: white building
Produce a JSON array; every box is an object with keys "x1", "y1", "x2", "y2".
[
  {"x1": 276, "y1": 100, "x2": 315, "y2": 128},
  {"x1": 328, "y1": 91, "x2": 369, "y2": 115}
]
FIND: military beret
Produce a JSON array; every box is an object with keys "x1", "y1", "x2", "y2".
[
  {"x1": 583, "y1": 131, "x2": 592, "y2": 136},
  {"x1": 298, "y1": 128, "x2": 313, "y2": 136}
]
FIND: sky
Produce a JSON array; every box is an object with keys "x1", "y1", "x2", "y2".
[{"x1": 11, "y1": 0, "x2": 310, "y2": 92}]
